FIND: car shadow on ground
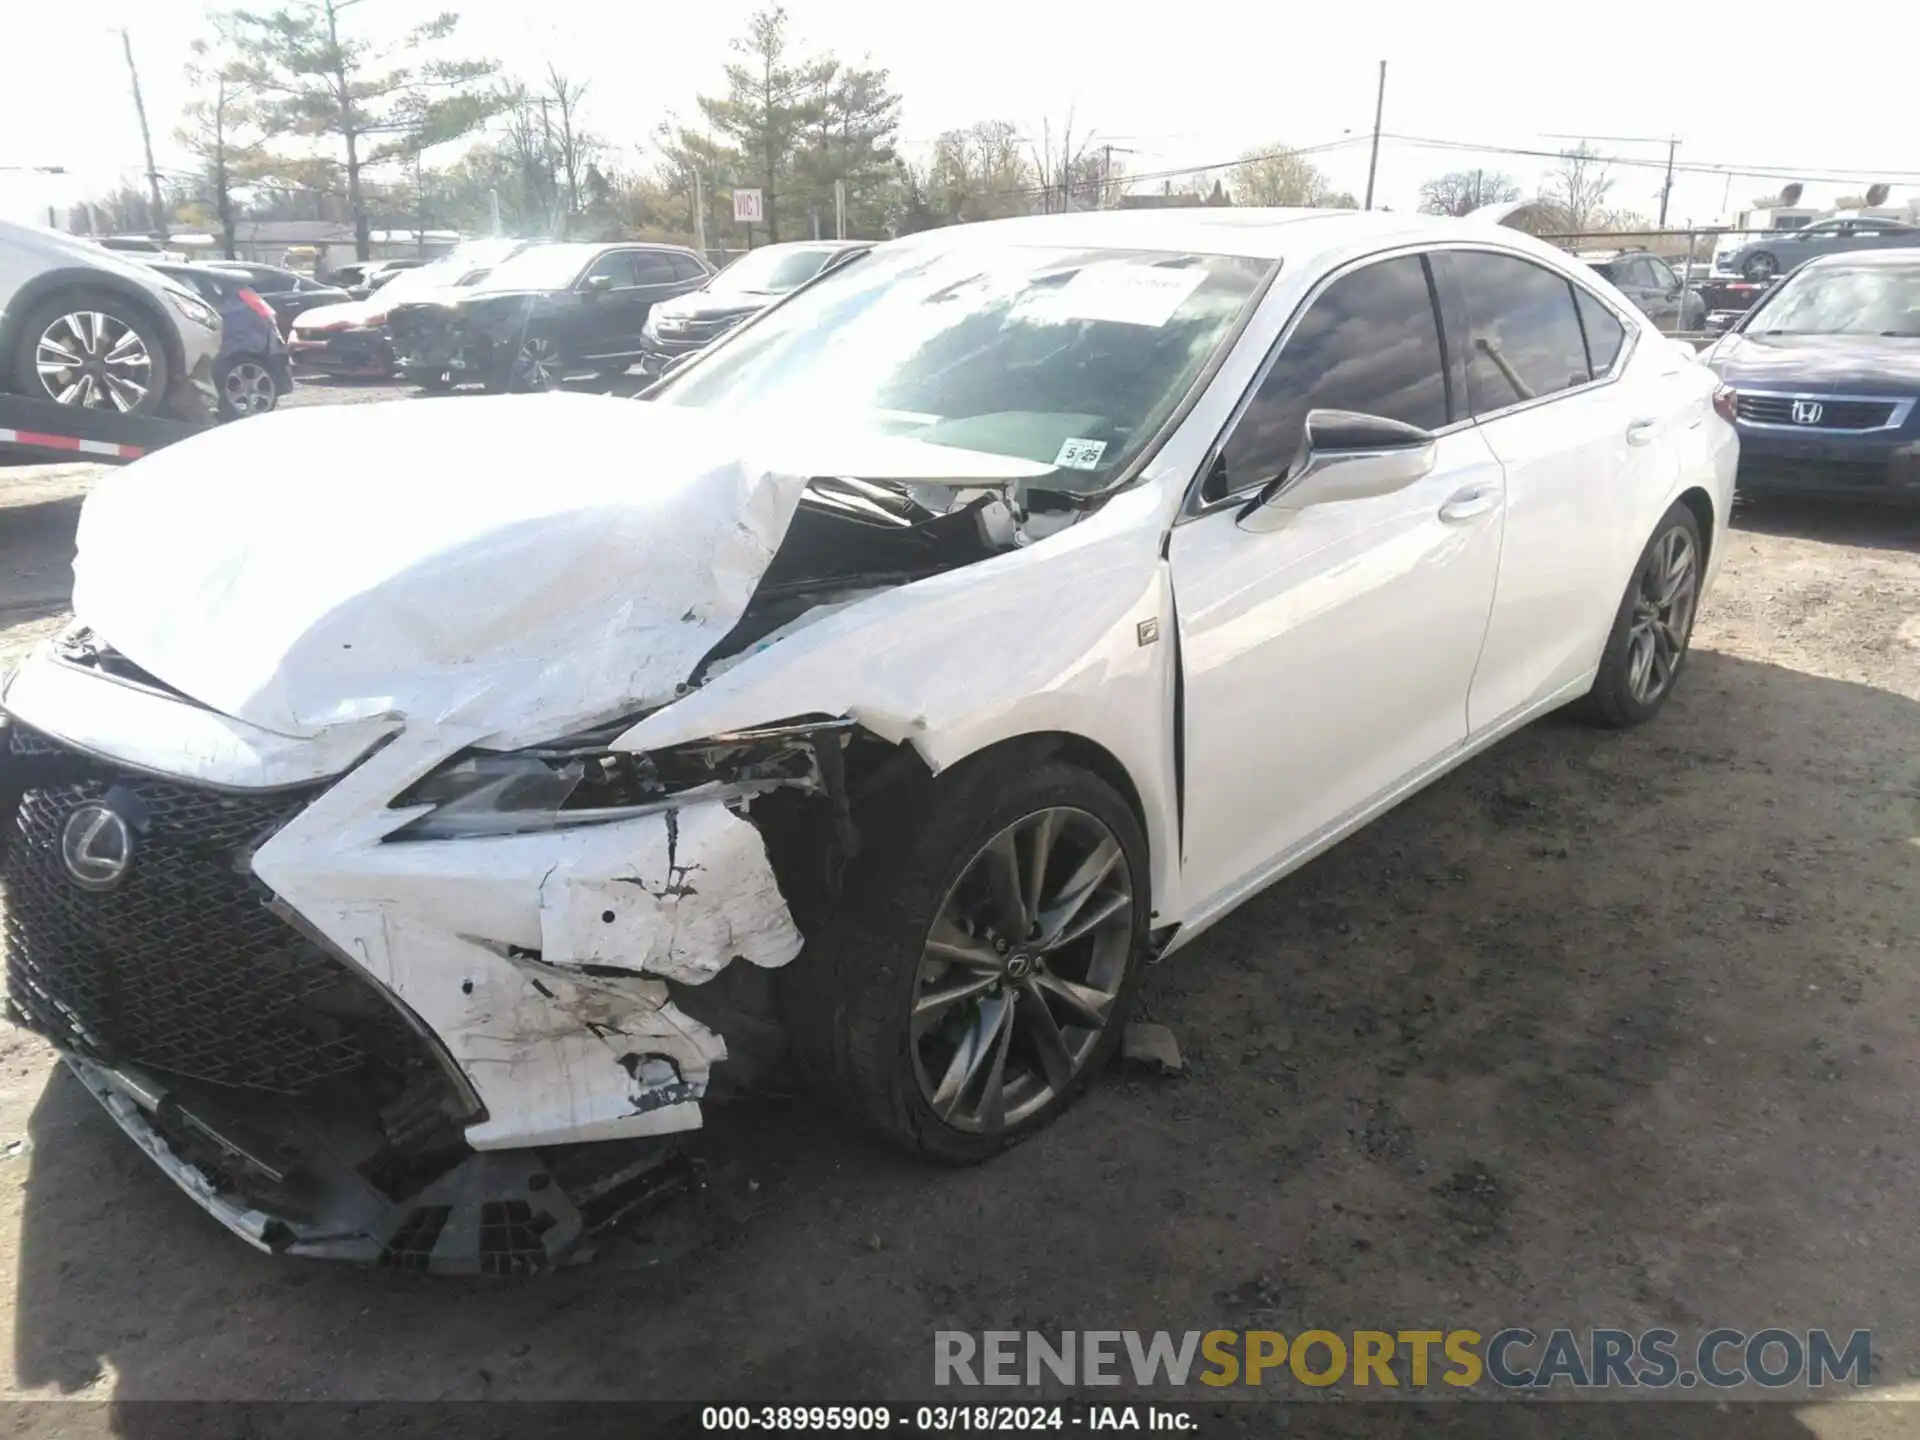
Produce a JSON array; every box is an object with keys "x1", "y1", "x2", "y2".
[
  {"x1": 9, "y1": 650, "x2": 1919, "y2": 1435},
  {"x1": 1731, "y1": 493, "x2": 1920, "y2": 553}
]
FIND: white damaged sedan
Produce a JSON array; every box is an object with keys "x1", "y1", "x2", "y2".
[{"x1": 0, "y1": 210, "x2": 1735, "y2": 1272}]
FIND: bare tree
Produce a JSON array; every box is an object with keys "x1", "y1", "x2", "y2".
[
  {"x1": 1228, "y1": 144, "x2": 1342, "y2": 207},
  {"x1": 1540, "y1": 143, "x2": 1616, "y2": 233},
  {"x1": 178, "y1": 28, "x2": 264, "y2": 257},
  {"x1": 543, "y1": 63, "x2": 598, "y2": 232},
  {"x1": 1417, "y1": 168, "x2": 1520, "y2": 217},
  {"x1": 1031, "y1": 111, "x2": 1101, "y2": 213}
]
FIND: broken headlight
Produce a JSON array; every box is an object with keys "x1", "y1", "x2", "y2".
[{"x1": 387, "y1": 718, "x2": 850, "y2": 841}]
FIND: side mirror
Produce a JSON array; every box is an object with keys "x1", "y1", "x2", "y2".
[
  {"x1": 582, "y1": 273, "x2": 615, "y2": 295},
  {"x1": 1254, "y1": 409, "x2": 1437, "y2": 515}
]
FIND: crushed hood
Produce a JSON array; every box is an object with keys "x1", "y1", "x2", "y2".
[
  {"x1": 71, "y1": 394, "x2": 813, "y2": 747},
  {"x1": 70, "y1": 395, "x2": 1058, "y2": 750},
  {"x1": 294, "y1": 285, "x2": 471, "y2": 331}
]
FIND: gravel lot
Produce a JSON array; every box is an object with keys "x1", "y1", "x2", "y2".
[{"x1": 2, "y1": 384, "x2": 1917, "y2": 1433}]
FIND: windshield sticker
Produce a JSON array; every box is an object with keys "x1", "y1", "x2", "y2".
[
  {"x1": 1054, "y1": 437, "x2": 1108, "y2": 470},
  {"x1": 1026, "y1": 262, "x2": 1209, "y2": 328}
]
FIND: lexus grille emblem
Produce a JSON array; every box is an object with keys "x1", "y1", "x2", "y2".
[
  {"x1": 1791, "y1": 400, "x2": 1824, "y2": 425},
  {"x1": 60, "y1": 803, "x2": 134, "y2": 891}
]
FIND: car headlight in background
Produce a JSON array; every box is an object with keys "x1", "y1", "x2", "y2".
[
  {"x1": 386, "y1": 717, "x2": 851, "y2": 840},
  {"x1": 166, "y1": 289, "x2": 219, "y2": 331}
]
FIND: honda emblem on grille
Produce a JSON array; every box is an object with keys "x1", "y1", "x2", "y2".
[
  {"x1": 1791, "y1": 400, "x2": 1824, "y2": 425},
  {"x1": 60, "y1": 803, "x2": 134, "y2": 891}
]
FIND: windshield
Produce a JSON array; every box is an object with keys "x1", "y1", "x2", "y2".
[
  {"x1": 472, "y1": 245, "x2": 597, "y2": 292},
  {"x1": 1747, "y1": 264, "x2": 1920, "y2": 336},
  {"x1": 709, "y1": 246, "x2": 843, "y2": 296},
  {"x1": 656, "y1": 243, "x2": 1272, "y2": 490}
]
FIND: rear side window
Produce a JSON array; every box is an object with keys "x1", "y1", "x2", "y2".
[
  {"x1": 668, "y1": 253, "x2": 708, "y2": 281},
  {"x1": 631, "y1": 252, "x2": 680, "y2": 285},
  {"x1": 1443, "y1": 251, "x2": 1594, "y2": 414},
  {"x1": 1216, "y1": 253, "x2": 1450, "y2": 493},
  {"x1": 1573, "y1": 288, "x2": 1626, "y2": 374}
]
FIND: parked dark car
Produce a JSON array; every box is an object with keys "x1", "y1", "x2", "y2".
[
  {"x1": 389, "y1": 242, "x2": 713, "y2": 391},
  {"x1": 1722, "y1": 216, "x2": 1920, "y2": 282},
  {"x1": 1578, "y1": 249, "x2": 1706, "y2": 332},
  {"x1": 1703, "y1": 249, "x2": 1920, "y2": 500},
  {"x1": 639, "y1": 240, "x2": 869, "y2": 374},
  {"x1": 206, "y1": 262, "x2": 351, "y2": 332},
  {"x1": 287, "y1": 239, "x2": 541, "y2": 379},
  {"x1": 148, "y1": 261, "x2": 292, "y2": 418}
]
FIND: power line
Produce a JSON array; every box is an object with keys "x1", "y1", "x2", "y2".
[{"x1": 1378, "y1": 132, "x2": 1920, "y2": 186}]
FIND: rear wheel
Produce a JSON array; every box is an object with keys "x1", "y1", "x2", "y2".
[
  {"x1": 1577, "y1": 501, "x2": 1704, "y2": 728},
  {"x1": 783, "y1": 751, "x2": 1149, "y2": 1164},
  {"x1": 10, "y1": 289, "x2": 172, "y2": 417},
  {"x1": 1742, "y1": 251, "x2": 1778, "y2": 281},
  {"x1": 218, "y1": 355, "x2": 280, "y2": 418}
]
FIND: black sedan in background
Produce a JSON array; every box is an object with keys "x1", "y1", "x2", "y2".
[
  {"x1": 206, "y1": 262, "x2": 352, "y2": 333},
  {"x1": 1704, "y1": 249, "x2": 1920, "y2": 500},
  {"x1": 148, "y1": 262, "x2": 293, "y2": 418},
  {"x1": 388, "y1": 242, "x2": 712, "y2": 391},
  {"x1": 639, "y1": 240, "x2": 868, "y2": 374}
]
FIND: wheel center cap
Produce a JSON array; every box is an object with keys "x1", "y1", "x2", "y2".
[{"x1": 1006, "y1": 952, "x2": 1036, "y2": 980}]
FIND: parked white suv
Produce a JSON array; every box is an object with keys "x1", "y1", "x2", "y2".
[
  {"x1": 0, "y1": 218, "x2": 221, "y2": 418},
  {"x1": 0, "y1": 209, "x2": 1736, "y2": 1272}
]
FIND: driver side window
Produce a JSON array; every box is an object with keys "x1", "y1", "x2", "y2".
[
  {"x1": 584, "y1": 251, "x2": 636, "y2": 288},
  {"x1": 1214, "y1": 254, "x2": 1450, "y2": 498}
]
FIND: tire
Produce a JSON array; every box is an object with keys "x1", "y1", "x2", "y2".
[
  {"x1": 217, "y1": 354, "x2": 280, "y2": 418},
  {"x1": 9, "y1": 288, "x2": 172, "y2": 417},
  {"x1": 782, "y1": 749, "x2": 1151, "y2": 1164},
  {"x1": 495, "y1": 334, "x2": 563, "y2": 393},
  {"x1": 1742, "y1": 252, "x2": 1778, "y2": 281},
  {"x1": 1576, "y1": 501, "x2": 1704, "y2": 729}
]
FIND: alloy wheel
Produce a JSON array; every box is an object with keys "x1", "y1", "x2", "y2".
[
  {"x1": 34, "y1": 311, "x2": 153, "y2": 411},
  {"x1": 1626, "y1": 527, "x2": 1698, "y2": 706},
  {"x1": 910, "y1": 806, "x2": 1136, "y2": 1135},
  {"x1": 222, "y1": 359, "x2": 278, "y2": 415},
  {"x1": 514, "y1": 336, "x2": 560, "y2": 389}
]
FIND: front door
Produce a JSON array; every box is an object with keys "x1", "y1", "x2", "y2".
[{"x1": 1172, "y1": 251, "x2": 1505, "y2": 913}]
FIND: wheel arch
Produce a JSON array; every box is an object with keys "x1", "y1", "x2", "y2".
[
  {"x1": 0, "y1": 267, "x2": 185, "y2": 381},
  {"x1": 1676, "y1": 485, "x2": 1716, "y2": 569}
]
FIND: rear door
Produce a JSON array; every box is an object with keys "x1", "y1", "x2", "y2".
[
  {"x1": 1171, "y1": 250, "x2": 1505, "y2": 911},
  {"x1": 1433, "y1": 248, "x2": 1679, "y2": 732}
]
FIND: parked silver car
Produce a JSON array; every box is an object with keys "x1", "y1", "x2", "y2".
[{"x1": 0, "y1": 218, "x2": 222, "y2": 419}]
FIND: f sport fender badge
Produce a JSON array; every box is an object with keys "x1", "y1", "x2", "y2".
[{"x1": 60, "y1": 803, "x2": 135, "y2": 891}]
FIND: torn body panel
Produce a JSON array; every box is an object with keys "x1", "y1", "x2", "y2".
[{"x1": 249, "y1": 728, "x2": 803, "y2": 1151}]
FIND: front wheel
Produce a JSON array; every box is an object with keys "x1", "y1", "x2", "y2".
[
  {"x1": 783, "y1": 751, "x2": 1150, "y2": 1164},
  {"x1": 1577, "y1": 501, "x2": 1704, "y2": 728},
  {"x1": 10, "y1": 289, "x2": 172, "y2": 416},
  {"x1": 496, "y1": 334, "x2": 563, "y2": 392}
]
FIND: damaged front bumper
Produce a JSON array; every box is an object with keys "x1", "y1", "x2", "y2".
[{"x1": 0, "y1": 655, "x2": 814, "y2": 1270}]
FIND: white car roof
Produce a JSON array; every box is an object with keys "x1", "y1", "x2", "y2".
[{"x1": 887, "y1": 207, "x2": 1559, "y2": 267}]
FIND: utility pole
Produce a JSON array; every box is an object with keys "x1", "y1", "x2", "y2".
[
  {"x1": 693, "y1": 168, "x2": 708, "y2": 255},
  {"x1": 1362, "y1": 61, "x2": 1386, "y2": 210},
  {"x1": 538, "y1": 97, "x2": 557, "y2": 234},
  {"x1": 833, "y1": 177, "x2": 846, "y2": 240},
  {"x1": 1658, "y1": 136, "x2": 1679, "y2": 227},
  {"x1": 120, "y1": 29, "x2": 168, "y2": 240},
  {"x1": 1103, "y1": 144, "x2": 1112, "y2": 209}
]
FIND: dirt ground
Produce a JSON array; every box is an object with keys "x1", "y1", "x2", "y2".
[{"x1": 1, "y1": 410, "x2": 1917, "y2": 1433}]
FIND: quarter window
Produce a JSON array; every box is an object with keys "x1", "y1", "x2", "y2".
[
  {"x1": 1443, "y1": 251, "x2": 1595, "y2": 414},
  {"x1": 1215, "y1": 254, "x2": 1450, "y2": 495},
  {"x1": 1573, "y1": 287, "x2": 1626, "y2": 374}
]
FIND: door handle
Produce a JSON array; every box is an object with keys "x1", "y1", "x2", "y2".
[
  {"x1": 1626, "y1": 418, "x2": 1659, "y2": 445},
  {"x1": 1438, "y1": 485, "x2": 1499, "y2": 523}
]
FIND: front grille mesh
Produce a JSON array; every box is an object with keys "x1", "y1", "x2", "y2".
[
  {"x1": 1735, "y1": 394, "x2": 1897, "y2": 429},
  {"x1": 2, "y1": 726, "x2": 422, "y2": 1095}
]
